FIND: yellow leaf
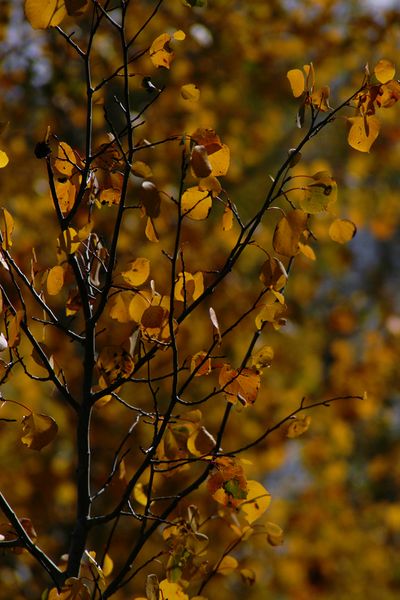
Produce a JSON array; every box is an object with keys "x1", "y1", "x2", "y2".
[
  {"x1": 150, "y1": 33, "x2": 175, "y2": 69},
  {"x1": 240, "y1": 568, "x2": 256, "y2": 585},
  {"x1": 329, "y1": 219, "x2": 357, "y2": 243},
  {"x1": 54, "y1": 141, "x2": 77, "y2": 176},
  {"x1": 310, "y1": 86, "x2": 331, "y2": 111},
  {"x1": 55, "y1": 178, "x2": 76, "y2": 214},
  {"x1": 198, "y1": 175, "x2": 222, "y2": 197},
  {"x1": 145, "y1": 217, "x2": 159, "y2": 242},
  {"x1": 208, "y1": 144, "x2": 230, "y2": 176},
  {"x1": 47, "y1": 265, "x2": 65, "y2": 295},
  {"x1": 181, "y1": 83, "x2": 200, "y2": 102},
  {"x1": 300, "y1": 171, "x2": 337, "y2": 214},
  {"x1": 286, "y1": 415, "x2": 311, "y2": 438},
  {"x1": 175, "y1": 271, "x2": 204, "y2": 302},
  {"x1": 108, "y1": 291, "x2": 136, "y2": 323},
  {"x1": 8, "y1": 310, "x2": 23, "y2": 348},
  {"x1": 222, "y1": 205, "x2": 233, "y2": 231},
  {"x1": 273, "y1": 209, "x2": 308, "y2": 257},
  {"x1": 133, "y1": 482, "x2": 148, "y2": 507},
  {"x1": 159, "y1": 579, "x2": 189, "y2": 600},
  {"x1": 181, "y1": 187, "x2": 212, "y2": 220},
  {"x1": 102, "y1": 553, "x2": 113, "y2": 577},
  {"x1": 255, "y1": 299, "x2": 286, "y2": 330},
  {"x1": 129, "y1": 291, "x2": 152, "y2": 323},
  {"x1": 60, "y1": 227, "x2": 81, "y2": 254},
  {"x1": 298, "y1": 242, "x2": 316, "y2": 260},
  {"x1": 374, "y1": 58, "x2": 396, "y2": 84},
  {"x1": 251, "y1": 345, "x2": 274, "y2": 371},
  {"x1": 121, "y1": 258, "x2": 150, "y2": 287},
  {"x1": 216, "y1": 555, "x2": 239, "y2": 575},
  {"x1": 240, "y1": 480, "x2": 271, "y2": 524},
  {"x1": 265, "y1": 521, "x2": 284, "y2": 546},
  {"x1": 287, "y1": 69, "x2": 305, "y2": 97},
  {"x1": 21, "y1": 413, "x2": 58, "y2": 450},
  {"x1": 48, "y1": 578, "x2": 91, "y2": 600},
  {"x1": 347, "y1": 115, "x2": 380, "y2": 152},
  {"x1": 132, "y1": 161, "x2": 153, "y2": 178},
  {"x1": 0, "y1": 149, "x2": 9, "y2": 168},
  {"x1": 1, "y1": 207, "x2": 14, "y2": 250},
  {"x1": 173, "y1": 29, "x2": 186, "y2": 41},
  {"x1": 24, "y1": 0, "x2": 67, "y2": 29},
  {"x1": 97, "y1": 346, "x2": 134, "y2": 385},
  {"x1": 303, "y1": 63, "x2": 315, "y2": 90}
]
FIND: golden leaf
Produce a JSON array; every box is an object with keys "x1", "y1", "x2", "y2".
[
  {"x1": 108, "y1": 291, "x2": 136, "y2": 323},
  {"x1": 21, "y1": 413, "x2": 58, "y2": 450},
  {"x1": 54, "y1": 141, "x2": 77, "y2": 177},
  {"x1": 374, "y1": 58, "x2": 396, "y2": 84},
  {"x1": 222, "y1": 205, "x2": 233, "y2": 231},
  {"x1": 251, "y1": 345, "x2": 274, "y2": 371},
  {"x1": 181, "y1": 83, "x2": 200, "y2": 102},
  {"x1": 208, "y1": 144, "x2": 230, "y2": 176},
  {"x1": 131, "y1": 161, "x2": 152, "y2": 178},
  {"x1": 149, "y1": 33, "x2": 174, "y2": 69},
  {"x1": 240, "y1": 480, "x2": 271, "y2": 524},
  {"x1": 55, "y1": 178, "x2": 76, "y2": 214},
  {"x1": 24, "y1": 0, "x2": 67, "y2": 29},
  {"x1": 286, "y1": 415, "x2": 311, "y2": 438},
  {"x1": 300, "y1": 171, "x2": 337, "y2": 214},
  {"x1": 216, "y1": 555, "x2": 239, "y2": 575},
  {"x1": 272, "y1": 209, "x2": 308, "y2": 257},
  {"x1": 121, "y1": 258, "x2": 150, "y2": 287},
  {"x1": 1, "y1": 207, "x2": 14, "y2": 250},
  {"x1": 159, "y1": 580, "x2": 189, "y2": 600},
  {"x1": 265, "y1": 521, "x2": 284, "y2": 546},
  {"x1": 287, "y1": 69, "x2": 305, "y2": 97},
  {"x1": 145, "y1": 217, "x2": 159, "y2": 242},
  {"x1": 60, "y1": 227, "x2": 81, "y2": 255},
  {"x1": 347, "y1": 115, "x2": 380, "y2": 152},
  {"x1": 47, "y1": 265, "x2": 65, "y2": 296},
  {"x1": 181, "y1": 187, "x2": 212, "y2": 220},
  {"x1": 0, "y1": 149, "x2": 9, "y2": 168},
  {"x1": 329, "y1": 219, "x2": 357, "y2": 243},
  {"x1": 175, "y1": 271, "x2": 204, "y2": 302},
  {"x1": 97, "y1": 346, "x2": 134, "y2": 385}
]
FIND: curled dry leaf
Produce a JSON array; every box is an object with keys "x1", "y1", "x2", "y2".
[
  {"x1": 21, "y1": 412, "x2": 58, "y2": 450},
  {"x1": 286, "y1": 414, "x2": 311, "y2": 438},
  {"x1": 191, "y1": 145, "x2": 212, "y2": 178}
]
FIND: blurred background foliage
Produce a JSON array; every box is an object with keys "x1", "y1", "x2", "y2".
[{"x1": 1, "y1": 0, "x2": 400, "y2": 598}]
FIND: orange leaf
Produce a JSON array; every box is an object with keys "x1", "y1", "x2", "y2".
[{"x1": 218, "y1": 364, "x2": 260, "y2": 405}]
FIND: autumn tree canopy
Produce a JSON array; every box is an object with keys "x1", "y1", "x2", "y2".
[{"x1": 1, "y1": 1, "x2": 400, "y2": 599}]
